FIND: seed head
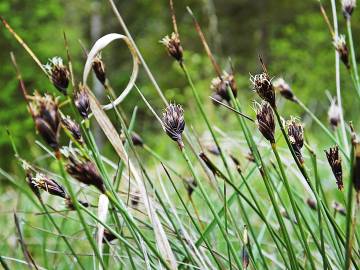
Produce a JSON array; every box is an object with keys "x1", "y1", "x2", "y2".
[
  {"x1": 273, "y1": 78, "x2": 295, "y2": 102},
  {"x1": 342, "y1": 0, "x2": 356, "y2": 18},
  {"x1": 210, "y1": 71, "x2": 238, "y2": 103},
  {"x1": 250, "y1": 72, "x2": 276, "y2": 108},
  {"x1": 162, "y1": 103, "x2": 185, "y2": 149},
  {"x1": 30, "y1": 173, "x2": 67, "y2": 199},
  {"x1": 160, "y1": 32, "x2": 183, "y2": 63},
  {"x1": 25, "y1": 170, "x2": 41, "y2": 198},
  {"x1": 92, "y1": 54, "x2": 106, "y2": 85},
  {"x1": 333, "y1": 35, "x2": 350, "y2": 69},
  {"x1": 103, "y1": 229, "x2": 117, "y2": 243},
  {"x1": 74, "y1": 84, "x2": 91, "y2": 119},
  {"x1": 256, "y1": 102, "x2": 275, "y2": 144},
  {"x1": 64, "y1": 149, "x2": 105, "y2": 193},
  {"x1": 325, "y1": 145, "x2": 343, "y2": 190},
  {"x1": 44, "y1": 57, "x2": 70, "y2": 95},
  {"x1": 29, "y1": 91, "x2": 61, "y2": 151},
  {"x1": 328, "y1": 98, "x2": 341, "y2": 129},
  {"x1": 287, "y1": 118, "x2": 304, "y2": 163},
  {"x1": 61, "y1": 115, "x2": 83, "y2": 144}
]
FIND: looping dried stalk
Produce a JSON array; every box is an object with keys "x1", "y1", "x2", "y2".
[{"x1": 83, "y1": 33, "x2": 140, "y2": 110}]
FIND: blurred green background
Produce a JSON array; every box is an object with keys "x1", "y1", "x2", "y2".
[{"x1": 1, "y1": 0, "x2": 359, "y2": 172}]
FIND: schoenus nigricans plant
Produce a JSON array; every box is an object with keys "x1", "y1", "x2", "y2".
[
  {"x1": 210, "y1": 71, "x2": 238, "y2": 103},
  {"x1": 250, "y1": 58, "x2": 276, "y2": 108},
  {"x1": 162, "y1": 103, "x2": 185, "y2": 149},
  {"x1": 92, "y1": 54, "x2": 106, "y2": 85},
  {"x1": 160, "y1": 32, "x2": 183, "y2": 63},
  {"x1": 63, "y1": 149, "x2": 106, "y2": 193},
  {"x1": 74, "y1": 84, "x2": 91, "y2": 119},
  {"x1": 44, "y1": 57, "x2": 70, "y2": 95},
  {"x1": 29, "y1": 91, "x2": 61, "y2": 155},
  {"x1": 342, "y1": 0, "x2": 356, "y2": 19},
  {"x1": 287, "y1": 117, "x2": 304, "y2": 163},
  {"x1": 61, "y1": 115, "x2": 83, "y2": 144},
  {"x1": 333, "y1": 35, "x2": 350, "y2": 69},
  {"x1": 325, "y1": 145, "x2": 343, "y2": 190},
  {"x1": 273, "y1": 78, "x2": 296, "y2": 102},
  {"x1": 255, "y1": 101, "x2": 275, "y2": 144}
]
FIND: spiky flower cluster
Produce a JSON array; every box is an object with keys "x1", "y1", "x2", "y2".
[
  {"x1": 210, "y1": 71, "x2": 238, "y2": 103},
  {"x1": 162, "y1": 103, "x2": 185, "y2": 149},
  {"x1": 250, "y1": 72, "x2": 276, "y2": 108},
  {"x1": 61, "y1": 115, "x2": 83, "y2": 144},
  {"x1": 328, "y1": 98, "x2": 341, "y2": 129},
  {"x1": 325, "y1": 145, "x2": 343, "y2": 190},
  {"x1": 160, "y1": 32, "x2": 183, "y2": 63},
  {"x1": 92, "y1": 54, "x2": 106, "y2": 85},
  {"x1": 273, "y1": 77, "x2": 295, "y2": 102},
  {"x1": 342, "y1": 0, "x2": 356, "y2": 18},
  {"x1": 256, "y1": 101, "x2": 275, "y2": 144},
  {"x1": 30, "y1": 173, "x2": 67, "y2": 199},
  {"x1": 287, "y1": 118, "x2": 304, "y2": 163},
  {"x1": 44, "y1": 57, "x2": 70, "y2": 94},
  {"x1": 74, "y1": 84, "x2": 91, "y2": 119},
  {"x1": 333, "y1": 35, "x2": 350, "y2": 69},
  {"x1": 29, "y1": 91, "x2": 61, "y2": 151}
]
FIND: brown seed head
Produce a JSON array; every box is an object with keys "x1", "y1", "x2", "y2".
[
  {"x1": 273, "y1": 78, "x2": 295, "y2": 102},
  {"x1": 61, "y1": 115, "x2": 83, "y2": 144},
  {"x1": 333, "y1": 35, "x2": 350, "y2": 69},
  {"x1": 29, "y1": 91, "x2": 61, "y2": 151},
  {"x1": 328, "y1": 98, "x2": 341, "y2": 129},
  {"x1": 342, "y1": 0, "x2": 356, "y2": 18},
  {"x1": 30, "y1": 173, "x2": 67, "y2": 199},
  {"x1": 325, "y1": 145, "x2": 343, "y2": 191},
  {"x1": 160, "y1": 32, "x2": 183, "y2": 63},
  {"x1": 64, "y1": 149, "x2": 105, "y2": 193},
  {"x1": 256, "y1": 102, "x2": 275, "y2": 144},
  {"x1": 74, "y1": 84, "x2": 91, "y2": 119},
  {"x1": 25, "y1": 170, "x2": 41, "y2": 198},
  {"x1": 162, "y1": 103, "x2": 185, "y2": 149},
  {"x1": 250, "y1": 73, "x2": 276, "y2": 108},
  {"x1": 287, "y1": 118, "x2": 304, "y2": 163},
  {"x1": 210, "y1": 71, "x2": 238, "y2": 103},
  {"x1": 92, "y1": 54, "x2": 106, "y2": 85},
  {"x1": 44, "y1": 57, "x2": 70, "y2": 94}
]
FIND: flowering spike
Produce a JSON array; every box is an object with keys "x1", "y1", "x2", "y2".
[
  {"x1": 342, "y1": 0, "x2": 356, "y2": 19},
  {"x1": 333, "y1": 35, "x2": 350, "y2": 69},
  {"x1": 328, "y1": 98, "x2": 341, "y2": 129},
  {"x1": 210, "y1": 71, "x2": 238, "y2": 103},
  {"x1": 92, "y1": 54, "x2": 106, "y2": 85},
  {"x1": 61, "y1": 115, "x2": 83, "y2": 144},
  {"x1": 162, "y1": 103, "x2": 185, "y2": 149},
  {"x1": 325, "y1": 146, "x2": 343, "y2": 190},
  {"x1": 273, "y1": 78, "x2": 295, "y2": 102},
  {"x1": 44, "y1": 57, "x2": 70, "y2": 94},
  {"x1": 31, "y1": 173, "x2": 67, "y2": 199},
  {"x1": 250, "y1": 72, "x2": 276, "y2": 108},
  {"x1": 160, "y1": 32, "x2": 183, "y2": 63},
  {"x1": 287, "y1": 118, "x2": 304, "y2": 163},
  {"x1": 74, "y1": 84, "x2": 91, "y2": 119},
  {"x1": 256, "y1": 101, "x2": 275, "y2": 144}
]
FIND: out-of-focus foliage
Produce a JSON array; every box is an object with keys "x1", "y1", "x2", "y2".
[{"x1": 1, "y1": 0, "x2": 359, "y2": 171}]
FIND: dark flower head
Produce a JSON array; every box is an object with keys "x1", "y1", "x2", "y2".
[
  {"x1": 332, "y1": 201, "x2": 346, "y2": 216},
  {"x1": 120, "y1": 132, "x2": 144, "y2": 147},
  {"x1": 63, "y1": 148, "x2": 105, "y2": 193},
  {"x1": 92, "y1": 54, "x2": 106, "y2": 85},
  {"x1": 74, "y1": 84, "x2": 91, "y2": 119},
  {"x1": 210, "y1": 71, "x2": 238, "y2": 103},
  {"x1": 306, "y1": 198, "x2": 317, "y2": 211},
  {"x1": 325, "y1": 145, "x2": 343, "y2": 190},
  {"x1": 250, "y1": 72, "x2": 276, "y2": 108},
  {"x1": 25, "y1": 169, "x2": 41, "y2": 198},
  {"x1": 210, "y1": 92, "x2": 223, "y2": 106},
  {"x1": 353, "y1": 139, "x2": 360, "y2": 195},
  {"x1": 103, "y1": 229, "x2": 117, "y2": 243},
  {"x1": 256, "y1": 101, "x2": 275, "y2": 144},
  {"x1": 160, "y1": 32, "x2": 183, "y2": 63},
  {"x1": 162, "y1": 103, "x2": 185, "y2": 149},
  {"x1": 328, "y1": 98, "x2": 341, "y2": 129},
  {"x1": 30, "y1": 173, "x2": 67, "y2": 199},
  {"x1": 273, "y1": 78, "x2": 295, "y2": 102},
  {"x1": 333, "y1": 35, "x2": 350, "y2": 69},
  {"x1": 342, "y1": 0, "x2": 356, "y2": 19},
  {"x1": 29, "y1": 91, "x2": 60, "y2": 151},
  {"x1": 61, "y1": 115, "x2": 83, "y2": 144},
  {"x1": 44, "y1": 57, "x2": 70, "y2": 95},
  {"x1": 287, "y1": 118, "x2": 304, "y2": 163}
]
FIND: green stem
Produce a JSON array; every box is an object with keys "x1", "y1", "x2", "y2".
[{"x1": 346, "y1": 18, "x2": 360, "y2": 97}]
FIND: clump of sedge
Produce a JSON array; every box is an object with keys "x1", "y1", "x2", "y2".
[
  {"x1": 29, "y1": 91, "x2": 61, "y2": 153},
  {"x1": 162, "y1": 103, "x2": 185, "y2": 149},
  {"x1": 325, "y1": 145, "x2": 343, "y2": 190},
  {"x1": 44, "y1": 57, "x2": 70, "y2": 95},
  {"x1": 160, "y1": 32, "x2": 183, "y2": 63},
  {"x1": 255, "y1": 101, "x2": 275, "y2": 144}
]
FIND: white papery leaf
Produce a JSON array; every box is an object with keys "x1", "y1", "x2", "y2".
[{"x1": 83, "y1": 33, "x2": 139, "y2": 110}]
